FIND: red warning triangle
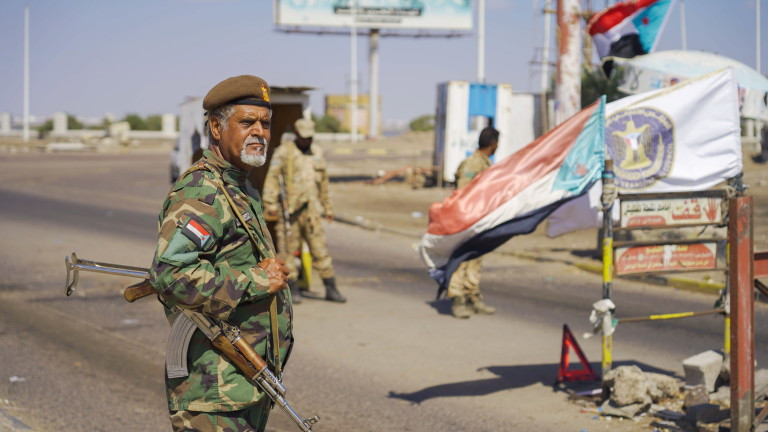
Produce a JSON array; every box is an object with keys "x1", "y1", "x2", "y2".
[{"x1": 556, "y1": 324, "x2": 599, "y2": 383}]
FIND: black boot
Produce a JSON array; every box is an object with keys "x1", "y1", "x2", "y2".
[
  {"x1": 288, "y1": 280, "x2": 302, "y2": 304},
  {"x1": 323, "y1": 277, "x2": 346, "y2": 303}
]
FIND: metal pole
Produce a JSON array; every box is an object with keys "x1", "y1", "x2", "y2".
[
  {"x1": 601, "y1": 160, "x2": 615, "y2": 374},
  {"x1": 23, "y1": 0, "x2": 30, "y2": 142},
  {"x1": 541, "y1": 0, "x2": 552, "y2": 133},
  {"x1": 729, "y1": 196, "x2": 754, "y2": 432},
  {"x1": 555, "y1": 0, "x2": 581, "y2": 125},
  {"x1": 350, "y1": 0, "x2": 358, "y2": 143},
  {"x1": 477, "y1": 0, "x2": 485, "y2": 83},
  {"x1": 368, "y1": 28, "x2": 380, "y2": 140},
  {"x1": 679, "y1": 0, "x2": 687, "y2": 50}
]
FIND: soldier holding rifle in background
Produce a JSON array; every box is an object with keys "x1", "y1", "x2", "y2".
[
  {"x1": 263, "y1": 118, "x2": 346, "y2": 304},
  {"x1": 149, "y1": 75, "x2": 294, "y2": 431}
]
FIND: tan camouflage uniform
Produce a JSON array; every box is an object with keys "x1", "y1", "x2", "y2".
[
  {"x1": 447, "y1": 150, "x2": 491, "y2": 301},
  {"x1": 263, "y1": 140, "x2": 334, "y2": 281},
  {"x1": 150, "y1": 149, "x2": 293, "y2": 430}
]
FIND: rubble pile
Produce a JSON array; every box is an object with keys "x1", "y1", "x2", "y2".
[{"x1": 566, "y1": 352, "x2": 768, "y2": 431}]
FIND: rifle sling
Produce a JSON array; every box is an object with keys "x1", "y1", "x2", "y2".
[{"x1": 218, "y1": 182, "x2": 283, "y2": 377}]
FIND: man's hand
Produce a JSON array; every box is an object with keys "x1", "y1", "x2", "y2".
[{"x1": 257, "y1": 258, "x2": 290, "y2": 295}]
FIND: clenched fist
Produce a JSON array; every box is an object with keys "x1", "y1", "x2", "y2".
[{"x1": 257, "y1": 258, "x2": 290, "y2": 295}]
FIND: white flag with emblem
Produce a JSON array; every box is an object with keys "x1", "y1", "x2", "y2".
[{"x1": 547, "y1": 68, "x2": 742, "y2": 237}]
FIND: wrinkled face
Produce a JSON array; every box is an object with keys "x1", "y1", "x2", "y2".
[{"x1": 210, "y1": 105, "x2": 271, "y2": 171}]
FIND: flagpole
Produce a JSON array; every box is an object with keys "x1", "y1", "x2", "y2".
[
  {"x1": 600, "y1": 159, "x2": 615, "y2": 375},
  {"x1": 679, "y1": 0, "x2": 687, "y2": 50}
]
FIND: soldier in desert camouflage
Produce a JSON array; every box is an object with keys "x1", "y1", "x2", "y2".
[
  {"x1": 263, "y1": 118, "x2": 346, "y2": 304},
  {"x1": 149, "y1": 75, "x2": 293, "y2": 431},
  {"x1": 448, "y1": 126, "x2": 500, "y2": 319}
]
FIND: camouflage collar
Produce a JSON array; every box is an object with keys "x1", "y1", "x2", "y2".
[{"x1": 202, "y1": 149, "x2": 250, "y2": 185}]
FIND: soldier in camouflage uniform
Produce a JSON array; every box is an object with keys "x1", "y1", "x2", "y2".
[
  {"x1": 149, "y1": 75, "x2": 293, "y2": 432},
  {"x1": 448, "y1": 126, "x2": 500, "y2": 319},
  {"x1": 263, "y1": 118, "x2": 346, "y2": 304}
]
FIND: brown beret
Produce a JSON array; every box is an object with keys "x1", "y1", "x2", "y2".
[{"x1": 203, "y1": 75, "x2": 271, "y2": 112}]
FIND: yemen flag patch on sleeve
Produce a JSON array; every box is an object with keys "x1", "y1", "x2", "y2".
[{"x1": 181, "y1": 217, "x2": 212, "y2": 248}]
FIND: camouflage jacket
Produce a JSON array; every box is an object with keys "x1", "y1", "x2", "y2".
[
  {"x1": 263, "y1": 141, "x2": 332, "y2": 218},
  {"x1": 455, "y1": 150, "x2": 491, "y2": 189},
  {"x1": 149, "y1": 149, "x2": 293, "y2": 412}
]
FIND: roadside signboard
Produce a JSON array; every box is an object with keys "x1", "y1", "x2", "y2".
[
  {"x1": 619, "y1": 191, "x2": 726, "y2": 228},
  {"x1": 274, "y1": 0, "x2": 473, "y2": 30},
  {"x1": 615, "y1": 241, "x2": 726, "y2": 275}
]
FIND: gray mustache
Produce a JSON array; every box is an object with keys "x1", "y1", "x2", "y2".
[{"x1": 244, "y1": 136, "x2": 266, "y2": 146}]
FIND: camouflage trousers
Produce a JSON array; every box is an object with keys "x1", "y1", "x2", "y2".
[
  {"x1": 276, "y1": 208, "x2": 335, "y2": 281},
  {"x1": 169, "y1": 398, "x2": 271, "y2": 432},
  {"x1": 447, "y1": 257, "x2": 483, "y2": 299}
]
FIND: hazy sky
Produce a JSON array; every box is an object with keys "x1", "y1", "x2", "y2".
[{"x1": 0, "y1": 0, "x2": 765, "y2": 128}]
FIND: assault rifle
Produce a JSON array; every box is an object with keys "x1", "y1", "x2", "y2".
[{"x1": 64, "y1": 252, "x2": 319, "y2": 432}]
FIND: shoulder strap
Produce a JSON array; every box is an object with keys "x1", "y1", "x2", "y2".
[
  {"x1": 218, "y1": 181, "x2": 283, "y2": 376},
  {"x1": 175, "y1": 160, "x2": 211, "y2": 184}
]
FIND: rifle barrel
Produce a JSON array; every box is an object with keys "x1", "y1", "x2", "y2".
[
  {"x1": 65, "y1": 252, "x2": 149, "y2": 296},
  {"x1": 73, "y1": 261, "x2": 149, "y2": 279}
]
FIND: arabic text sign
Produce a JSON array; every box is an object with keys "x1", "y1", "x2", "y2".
[
  {"x1": 620, "y1": 196, "x2": 724, "y2": 228},
  {"x1": 274, "y1": 0, "x2": 473, "y2": 30},
  {"x1": 615, "y1": 243, "x2": 721, "y2": 275}
]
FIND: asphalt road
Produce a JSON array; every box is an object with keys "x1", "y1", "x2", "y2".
[{"x1": 1, "y1": 152, "x2": 767, "y2": 432}]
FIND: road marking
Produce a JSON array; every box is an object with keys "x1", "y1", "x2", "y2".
[{"x1": 367, "y1": 148, "x2": 387, "y2": 156}]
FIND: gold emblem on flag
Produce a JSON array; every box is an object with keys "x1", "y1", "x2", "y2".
[{"x1": 606, "y1": 107, "x2": 675, "y2": 190}]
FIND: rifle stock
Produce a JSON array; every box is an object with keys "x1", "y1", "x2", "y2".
[{"x1": 124, "y1": 280, "x2": 155, "y2": 302}]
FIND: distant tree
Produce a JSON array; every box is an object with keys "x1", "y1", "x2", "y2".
[
  {"x1": 67, "y1": 114, "x2": 83, "y2": 130},
  {"x1": 37, "y1": 119, "x2": 53, "y2": 135},
  {"x1": 409, "y1": 114, "x2": 434, "y2": 132},
  {"x1": 313, "y1": 114, "x2": 342, "y2": 133},
  {"x1": 122, "y1": 113, "x2": 147, "y2": 130},
  {"x1": 145, "y1": 115, "x2": 163, "y2": 131},
  {"x1": 87, "y1": 116, "x2": 112, "y2": 131},
  {"x1": 581, "y1": 66, "x2": 627, "y2": 108},
  {"x1": 36, "y1": 114, "x2": 82, "y2": 134}
]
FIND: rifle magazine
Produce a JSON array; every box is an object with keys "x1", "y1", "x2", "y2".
[{"x1": 166, "y1": 313, "x2": 198, "y2": 379}]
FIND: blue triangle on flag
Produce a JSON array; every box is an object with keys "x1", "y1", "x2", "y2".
[{"x1": 632, "y1": 0, "x2": 673, "y2": 52}]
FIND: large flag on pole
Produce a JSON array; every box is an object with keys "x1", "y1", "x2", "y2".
[
  {"x1": 420, "y1": 98, "x2": 606, "y2": 298},
  {"x1": 547, "y1": 68, "x2": 742, "y2": 237},
  {"x1": 587, "y1": 0, "x2": 674, "y2": 74}
]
